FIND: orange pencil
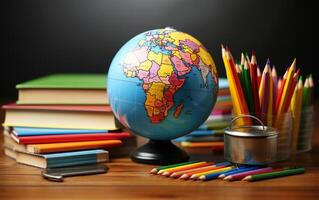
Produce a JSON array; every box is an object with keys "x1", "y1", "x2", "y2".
[
  {"x1": 171, "y1": 165, "x2": 224, "y2": 179},
  {"x1": 225, "y1": 48, "x2": 250, "y2": 114},
  {"x1": 161, "y1": 162, "x2": 213, "y2": 176},
  {"x1": 275, "y1": 71, "x2": 288, "y2": 114}
]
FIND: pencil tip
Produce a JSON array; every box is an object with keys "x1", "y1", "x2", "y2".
[
  {"x1": 266, "y1": 58, "x2": 271, "y2": 65},
  {"x1": 162, "y1": 172, "x2": 170, "y2": 176},
  {"x1": 150, "y1": 168, "x2": 157, "y2": 174},
  {"x1": 199, "y1": 176, "x2": 205, "y2": 181},
  {"x1": 223, "y1": 176, "x2": 231, "y2": 181},
  {"x1": 179, "y1": 174, "x2": 188, "y2": 180},
  {"x1": 242, "y1": 176, "x2": 251, "y2": 181},
  {"x1": 252, "y1": 50, "x2": 255, "y2": 56}
]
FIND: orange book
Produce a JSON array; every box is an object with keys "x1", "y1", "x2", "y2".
[{"x1": 26, "y1": 140, "x2": 122, "y2": 154}]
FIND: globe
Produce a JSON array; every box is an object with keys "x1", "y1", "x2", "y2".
[{"x1": 107, "y1": 28, "x2": 218, "y2": 164}]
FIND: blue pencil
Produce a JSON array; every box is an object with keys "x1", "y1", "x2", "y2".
[
  {"x1": 218, "y1": 166, "x2": 261, "y2": 179},
  {"x1": 198, "y1": 168, "x2": 234, "y2": 181}
]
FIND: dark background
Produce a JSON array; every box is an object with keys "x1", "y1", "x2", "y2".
[{"x1": 1, "y1": 0, "x2": 316, "y2": 101}]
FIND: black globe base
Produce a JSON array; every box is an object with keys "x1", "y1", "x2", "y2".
[{"x1": 130, "y1": 140, "x2": 189, "y2": 165}]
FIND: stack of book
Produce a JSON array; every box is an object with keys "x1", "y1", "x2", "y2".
[
  {"x1": 1, "y1": 74, "x2": 136, "y2": 169},
  {"x1": 175, "y1": 78, "x2": 232, "y2": 151}
]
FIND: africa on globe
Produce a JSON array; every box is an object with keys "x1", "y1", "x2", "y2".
[{"x1": 107, "y1": 27, "x2": 218, "y2": 164}]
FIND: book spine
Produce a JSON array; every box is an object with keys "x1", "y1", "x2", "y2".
[{"x1": 46, "y1": 152, "x2": 109, "y2": 168}]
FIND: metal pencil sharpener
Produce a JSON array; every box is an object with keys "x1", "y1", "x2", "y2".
[{"x1": 224, "y1": 115, "x2": 278, "y2": 165}]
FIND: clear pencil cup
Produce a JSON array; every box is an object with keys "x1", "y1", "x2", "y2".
[
  {"x1": 295, "y1": 106, "x2": 314, "y2": 152},
  {"x1": 233, "y1": 112, "x2": 293, "y2": 162}
]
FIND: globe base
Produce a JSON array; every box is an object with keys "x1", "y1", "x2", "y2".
[{"x1": 130, "y1": 140, "x2": 189, "y2": 165}]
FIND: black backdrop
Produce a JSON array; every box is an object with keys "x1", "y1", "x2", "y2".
[{"x1": 1, "y1": 0, "x2": 316, "y2": 100}]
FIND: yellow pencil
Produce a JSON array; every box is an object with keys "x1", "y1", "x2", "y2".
[
  {"x1": 189, "y1": 166, "x2": 233, "y2": 180},
  {"x1": 277, "y1": 59, "x2": 296, "y2": 114},
  {"x1": 157, "y1": 161, "x2": 206, "y2": 174},
  {"x1": 291, "y1": 77, "x2": 303, "y2": 151}
]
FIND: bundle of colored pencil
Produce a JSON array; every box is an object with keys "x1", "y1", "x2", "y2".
[
  {"x1": 149, "y1": 161, "x2": 305, "y2": 182},
  {"x1": 221, "y1": 46, "x2": 314, "y2": 128}
]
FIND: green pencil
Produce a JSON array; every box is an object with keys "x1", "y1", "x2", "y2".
[
  {"x1": 150, "y1": 161, "x2": 198, "y2": 174},
  {"x1": 302, "y1": 78, "x2": 310, "y2": 108},
  {"x1": 243, "y1": 60, "x2": 254, "y2": 112},
  {"x1": 243, "y1": 167, "x2": 305, "y2": 181}
]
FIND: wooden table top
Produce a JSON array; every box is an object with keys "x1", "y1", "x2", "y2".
[{"x1": 0, "y1": 104, "x2": 318, "y2": 200}]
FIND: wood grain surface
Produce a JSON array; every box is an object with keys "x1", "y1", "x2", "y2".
[{"x1": 0, "y1": 104, "x2": 319, "y2": 200}]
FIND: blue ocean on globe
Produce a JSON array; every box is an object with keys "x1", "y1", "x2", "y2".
[{"x1": 107, "y1": 28, "x2": 218, "y2": 140}]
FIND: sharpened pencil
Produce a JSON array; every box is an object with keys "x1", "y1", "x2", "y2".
[
  {"x1": 150, "y1": 161, "x2": 199, "y2": 174},
  {"x1": 242, "y1": 167, "x2": 305, "y2": 181},
  {"x1": 224, "y1": 167, "x2": 273, "y2": 181},
  {"x1": 158, "y1": 161, "x2": 207, "y2": 175}
]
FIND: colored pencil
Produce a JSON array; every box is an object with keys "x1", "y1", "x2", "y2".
[
  {"x1": 283, "y1": 69, "x2": 300, "y2": 112},
  {"x1": 223, "y1": 167, "x2": 273, "y2": 181},
  {"x1": 259, "y1": 63, "x2": 270, "y2": 115},
  {"x1": 150, "y1": 161, "x2": 199, "y2": 174},
  {"x1": 243, "y1": 59, "x2": 254, "y2": 112},
  {"x1": 277, "y1": 59, "x2": 296, "y2": 114},
  {"x1": 272, "y1": 66, "x2": 278, "y2": 103},
  {"x1": 190, "y1": 166, "x2": 234, "y2": 180},
  {"x1": 200, "y1": 166, "x2": 259, "y2": 181},
  {"x1": 275, "y1": 71, "x2": 287, "y2": 114},
  {"x1": 302, "y1": 78, "x2": 310, "y2": 108},
  {"x1": 250, "y1": 52, "x2": 261, "y2": 113},
  {"x1": 178, "y1": 161, "x2": 231, "y2": 180},
  {"x1": 257, "y1": 66, "x2": 262, "y2": 89},
  {"x1": 242, "y1": 167, "x2": 305, "y2": 181},
  {"x1": 221, "y1": 46, "x2": 249, "y2": 116},
  {"x1": 175, "y1": 166, "x2": 224, "y2": 179},
  {"x1": 199, "y1": 170, "x2": 231, "y2": 181},
  {"x1": 157, "y1": 161, "x2": 207, "y2": 175},
  {"x1": 161, "y1": 162, "x2": 213, "y2": 176},
  {"x1": 291, "y1": 77, "x2": 303, "y2": 151},
  {"x1": 218, "y1": 166, "x2": 260, "y2": 179},
  {"x1": 267, "y1": 65, "x2": 274, "y2": 125}
]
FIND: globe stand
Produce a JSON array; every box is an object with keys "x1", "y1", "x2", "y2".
[{"x1": 130, "y1": 140, "x2": 189, "y2": 165}]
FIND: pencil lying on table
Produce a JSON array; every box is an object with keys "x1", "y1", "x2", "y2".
[
  {"x1": 150, "y1": 161, "x2": 199, "y2": 174},
  {"x1": 242, "y1": 167, "x2": 305, "y2": 181}
]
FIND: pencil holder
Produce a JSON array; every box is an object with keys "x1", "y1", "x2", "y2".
[
  {"x1": 271, "y1": 112, "x2": 293, "y2": 161},
  {"x1": 296, "y1": 106, "x2": 314, "y2": 152},
  {"x1": 232, "y1": 112, "x2": 293, "y2": 162}
]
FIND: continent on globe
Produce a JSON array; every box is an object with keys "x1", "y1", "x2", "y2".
[{"x1": 122, "y1": 28, "x2": 216, "y2": 124}]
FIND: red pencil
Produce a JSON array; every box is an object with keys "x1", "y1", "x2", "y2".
[
  {"x1": 250, "y1": 52, "x2": 261, "y2": 114},
  {"x1": 257, "y1": 66, "x2": 262, "y2": 89}
]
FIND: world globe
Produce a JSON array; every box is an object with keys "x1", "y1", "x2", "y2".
[{"x1": 107, "y1": 28, "x2": 218, "y2": 164}]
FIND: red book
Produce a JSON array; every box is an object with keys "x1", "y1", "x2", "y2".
[{"x1": 10, "y1": 132, "x2": 131, "y2": 144}]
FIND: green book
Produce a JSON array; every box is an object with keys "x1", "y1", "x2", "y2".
[{"x1": 16, "y1": 74, "x2": 108, "y2": 105}]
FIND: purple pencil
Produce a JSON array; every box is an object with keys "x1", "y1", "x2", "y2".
[{"x1": 224, "y1": 167, "x2": 273, "y2": 181}]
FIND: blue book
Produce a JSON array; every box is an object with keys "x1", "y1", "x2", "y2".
[
  {"x1": 189, "y1": 129, "x2": 224, "y2": 137},
  {"x1": 12, "y1": 127, "x2": 108, "y2": 136},
  {"x1": 15, "y1": 149, "x2": 109, "y2": 168}
]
